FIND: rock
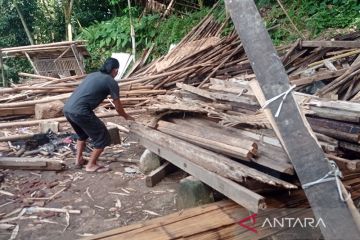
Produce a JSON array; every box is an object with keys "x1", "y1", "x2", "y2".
[
  {"x1": 176, "y1": 176, "x2": 214, "y2": 209},
  {"x1": 39, "y1": 121, "x2": 59, "y2": 134},
  {"x1": 35, "y1": 100, "x2": 64, "y2": 120},
  {"x1": 139, "y1": 149, "x2": 161, "y2": 174}
]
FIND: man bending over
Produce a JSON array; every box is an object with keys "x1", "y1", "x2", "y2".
[{"x1": 64, "y1": 58, "x2": 134, "y2": 172}]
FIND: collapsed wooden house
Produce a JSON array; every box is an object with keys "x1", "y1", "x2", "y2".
[
  {"x1": 2, "y1": 4, "x2": 360, "y2": 238},
  {"x1": 0, "y1": 41, "x2": 89, "y2": 86}
]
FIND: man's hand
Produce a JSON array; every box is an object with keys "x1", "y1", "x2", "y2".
[{"x1": 113, "y1": 98, "x2": 135, "y2": 121}]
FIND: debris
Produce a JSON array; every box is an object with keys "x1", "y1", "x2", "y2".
[
  {"x1": 108, "y1": 192, "x2": 129, "y2": 196},
  {"x1": 115, "y1": 198, "x2": 122, "y2": 209},
  {"x1": 85, "y1": 187, "x2": 94, "y2": 201},
  {"x1": 25, "y1": 207, "x2": 81, "y2": 214},
  {"x1": 143, "y1": 210, "x2": 161, "y2": 216},
  {"x1": 124, "y1": 167, "x2": 137, "y2": 174},
  {"x1": 0, "y1": 189, "x2": 15, "y2": 197},
  {"x1": 9, "y1": 225, "x2": 19, "y2": 240}
]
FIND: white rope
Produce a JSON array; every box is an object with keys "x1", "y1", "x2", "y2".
[
  {"x1": 261, "y1": 85, "x2": 296, "y2": 118},
  {"x1": 302, "y1": 160, "x2": 351, "y2": 202}
]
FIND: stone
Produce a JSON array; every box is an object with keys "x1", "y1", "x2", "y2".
[
  {"x1": 139, "y1": 149, "x2": 161, "y2": 174},
  {"x1": 39, "y1": 121, "x2": 59, "y2": 134},
  {"x1": 107, "y1": 126, "x2": 121, "y2": 145},
  {"x1": 35, "y1": 100, "x2": 64, "y2": 120},
  {"x1": 176, "y1": 176, "x2": 214, "y2": 209}
]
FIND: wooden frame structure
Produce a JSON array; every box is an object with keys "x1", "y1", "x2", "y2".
[{"x1": 0, "y1": 41, "x2": 89, "y2": 86}]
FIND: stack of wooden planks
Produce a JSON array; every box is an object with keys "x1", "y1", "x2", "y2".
[{"x1": 85, "y1": 171, "x2": 360, "y2": 239}]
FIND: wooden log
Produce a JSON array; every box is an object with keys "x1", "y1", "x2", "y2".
[
  {"x1": 0, "y1": 157, "x2": 64, "y2": 171},
  {"x1": 226, "y1": 0, "x2": 360, "y2": 238}
]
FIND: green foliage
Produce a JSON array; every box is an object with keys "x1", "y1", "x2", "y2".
[
  {"x1": 78, "y1": 5, "x2": 228, "y2": 70},
  {"x1": 257, "y1": 0, "x2": 360, "y2": 45}
]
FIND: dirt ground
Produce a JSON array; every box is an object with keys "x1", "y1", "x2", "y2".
[{"x1": 0, "y1": 117, "x2": 186, "y2": 240}]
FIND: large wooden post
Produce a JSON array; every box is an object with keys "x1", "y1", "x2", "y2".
[{"x1": 224, "y1": 0, "x2": 360, "y2": 239}]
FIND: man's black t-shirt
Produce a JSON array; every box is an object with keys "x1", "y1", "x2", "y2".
[{"x1": 64, "y1": 71, "x2": 119, "y2": 115}]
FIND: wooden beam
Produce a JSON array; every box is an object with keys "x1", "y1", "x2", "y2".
[
  {"x1": 53, "y1": 46, "x2": 71, "y2": 63},
  {"x1": 0, "y1": 157, "x2": 64, "y2": 171},
  {"x1": 24, "y1": 51, "x2": 39, "y2": 75},
  {"x1": 145, "y1": 162, "x2": 176, "y2": 187},
  {"x1": 225, "y1": 0, "x2": 360, "y2": 238},
  {"x1": 290, "y1": 69, "x2": 347, "y2": 86},
  {"x1": 178, "y1": 82, "x2": 258, "y2": 105},
  {"x1": 301, "y1": 40, "x2": 360, "y2": 49},
  {"x1": 157, "y1": 120, "x2": 256, "y2": 160},
  {"x1": 131, "y1": 124, "x2": 267, "y2": 212},
  {"x1": 0, "y1": 106, "x2": 34, "y2": 117},
  {"x1": 70, "y1": 44, "x2": 85, "y2": 74}
]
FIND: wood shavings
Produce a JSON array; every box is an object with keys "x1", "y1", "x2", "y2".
[
  {"x1": 9, "y1": 225, "x2": 19, "y2": 240},
  {"x1": 85, "y1": 187, "x2": 94, "y2": 201},
  {"x1": 143, "y1": 210, "x2": 161, "y2": 216},
  {"x1": 115, "y1": 198, "x2": 122, "y2": 209},
  {"x1": 120, "y1": 188, "x2": 130, "y2": 194},
  {"x1": 108, "y1": 192, "x2": 129, "y2": 196},
  {"x1": 0, "y1": 190, "x2": 14, "y2": 197}
]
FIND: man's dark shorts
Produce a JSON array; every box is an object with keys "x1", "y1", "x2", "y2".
[{"x1": 64, "y1": 112, "x2": 111, "y2": 148}]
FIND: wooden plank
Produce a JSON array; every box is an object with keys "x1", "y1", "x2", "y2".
[
  {"x1": 145, "y1": 162, "x2": 176, "y2": 187},
  {"x1": 0, "y1": 106, "x2": 34, "y2": 117},
  {"x1": 0, "y1": 157, "x2": 64, "y2": 171},
  {"x1": 171, "y1": 118, "x2": 294, "y2": 174},
  {"x1": 177, "y1": 82, "x2": 257, "y2": 105},
  {"x1": 225, "y1": 0, "x2": 360, "y2": 238},
  {"x1": 157, "y1": 120, "x2": 256, "y2": 160},
  {"x1": 301, "y1": 40, "x2": 360, "y2": 49},
  {"x1": 290, "y1": 68, "x2": 347, "y2": 86}
]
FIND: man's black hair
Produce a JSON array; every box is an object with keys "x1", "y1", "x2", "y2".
[{"x1": 99, "y1": 58, "x2": 120, "y2": 74}]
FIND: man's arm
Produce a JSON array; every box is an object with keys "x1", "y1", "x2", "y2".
[{"x1": 113, "y1": 98, "x2": 135, "y2": 121}]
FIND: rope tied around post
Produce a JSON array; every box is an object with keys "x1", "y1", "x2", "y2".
[
  {"x1": 302, "y1": 160, "x2": 351, "y2": 202},
  {"x1": 261, "y1": 85, "x2": 296, "y2": 118}
]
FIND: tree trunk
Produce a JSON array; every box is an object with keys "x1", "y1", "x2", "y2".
[
  {"x1": 63, "y1": 0, "x2": 74, "y2": 41},
  {"x1": 13, "y1": 1, "x2": 34, "y2": 45}
]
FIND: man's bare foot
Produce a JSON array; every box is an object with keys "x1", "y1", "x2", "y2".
[
  {"x1": 75, "y1": 157, "x2": 87, "y2": 169},
  {"x1": 85, "y1": 164, "x2": 110, "y2": 173}
]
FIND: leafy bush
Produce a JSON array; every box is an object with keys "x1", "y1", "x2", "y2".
[{"x1": 257, "y1": 0, "x2": 360, "y2": 44}]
